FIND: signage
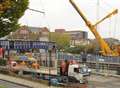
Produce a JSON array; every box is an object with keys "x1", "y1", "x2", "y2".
[{"x1": 0, "y1": 40, "x2": 55, "y2": 50}]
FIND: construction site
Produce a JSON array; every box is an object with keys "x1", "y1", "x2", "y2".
[{"x1": 0, "y1": 0, "x2": 120, "y2": 88}]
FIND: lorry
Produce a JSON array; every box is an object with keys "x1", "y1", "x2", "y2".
[{"x1": 10, "y1": 59, "x2": 91, "y2": 85}]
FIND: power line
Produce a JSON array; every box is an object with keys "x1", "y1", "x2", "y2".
[
  {"x1": 113, "y1": 14, "x2": 118, "y2": 38},
  {"x1": 101, "y1": 0, "x2": 113, "y2": 9}
]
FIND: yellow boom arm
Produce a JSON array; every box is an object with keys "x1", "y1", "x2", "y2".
[
  {"x1": 69, "y1": 0, "x2": 119, "y2": 56},
  {"x1": 94, "y1": 9, "x2": 118, "y2": 26}
]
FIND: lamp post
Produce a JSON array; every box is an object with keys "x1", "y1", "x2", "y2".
[
  {"x1": 48, "y1": 46, "x2": 52, "y2": 86},
  {"x1": 48, "y1": 47, "x2": 52, "y2": 67}
]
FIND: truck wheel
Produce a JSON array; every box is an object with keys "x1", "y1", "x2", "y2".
[{"x1": 62, "y1": 76, "x2": 68, "y2": 83}]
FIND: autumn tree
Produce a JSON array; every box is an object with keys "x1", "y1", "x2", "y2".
[
  {"x1": 50, "y1": 32, "x2": 70, "y2": 50},
  {"x1": 0, "y1": 0, "x2": 29, "y2": 38}
]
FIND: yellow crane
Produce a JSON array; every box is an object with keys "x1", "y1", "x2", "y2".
[{"x1": 69, "y1": 0, "x2": 119, "y2": 56}]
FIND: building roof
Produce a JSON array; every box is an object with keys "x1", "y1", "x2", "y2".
[
  {"x1": 29, "y1": 26, "x2": 49, "y2": 32},
  {"x1": 66, "y1": 30, "x2": 86, "y2": 33},
  {"x1": 55, "y1": 29, "x2": 66, "y2": 33},
  {"x1": 40, "y1": 27, "x2": 49, "y2": 32},
  {"x1": 28, "y1": 26, "x2": 41, "y2": 32},
  {"x1": 55, "y1": 29, "x2": 87, "y2": 34}
]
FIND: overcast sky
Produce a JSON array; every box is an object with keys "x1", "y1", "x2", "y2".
[{"x1": 19, "y1": 0, "x2": 120, "y2": 39}]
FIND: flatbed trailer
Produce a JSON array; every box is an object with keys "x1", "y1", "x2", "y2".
[
  {"x1": 21, "y1": 67, "x2": 57, "y2": 75},
  {"x1": 12, "y1": 63, "x2": 90, "y2": 85}
]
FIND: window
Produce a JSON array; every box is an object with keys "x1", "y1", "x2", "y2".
[{"x1": 74, "y1": 68, "x2": 79, "y2": 73}]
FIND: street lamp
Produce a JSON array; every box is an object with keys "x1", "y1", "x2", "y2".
[
  {"x1": 48, "y1": 43, "x2": 56, "y2": 85},
  {"x1": 48, "y1": 47, "x2": 52, "y2": 67},
  {"x1": 48, "y1": 46, "x2": 52, "y2": 86},
  {"x1": 28, "y1": 7, "x2": 45, "y2": 14}
]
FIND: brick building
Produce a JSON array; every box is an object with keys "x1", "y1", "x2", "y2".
[
  {"x1": 55, "y1": 29, "x2": 65, "y2": 33},
  {"x1": 7, "y1": 26, "x2": 57, "y2": 68},
  {"x1": 8, "y1": 26, "x2": 49, "y2": 41}
]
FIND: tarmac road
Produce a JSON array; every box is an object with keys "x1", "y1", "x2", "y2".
[
  {"x1": 0, "y1": 80, "x2": 30, "y2": 88},
  {"x1": 0, "y1": 74, "x2": 120, "y2": 88},
  {"x1": 88, "y1": 75, "x2": 120, "y2": 88},
  {"x1": 59, "y1": 75, "x2": 120, "y2": 88},
  {"x1": 0, "y1": 74, "x2": 61, "y2": 88}
]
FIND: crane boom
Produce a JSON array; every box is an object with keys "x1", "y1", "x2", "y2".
[
  {"x1": 69, "y1": 0, "x2": 119, "y2": 56},
  {"x1": 94, "y1": 9, "x2": 118, "y2": 26}
]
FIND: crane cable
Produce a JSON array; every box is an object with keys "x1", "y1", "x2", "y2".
[
  {"x1": 27, "y1": 0, "x2": 50, "y2": 29},
  {"x1": 96, "y1": 0, "x2": 111, "y2": 37},
  {"x1": 96, "y1": 0, "x2": 100, "y2": 30},
  {"x1": 101, "y1": 0, "x2": 113, "y2": 9},
  {"x1": 39, "y1": 0, "x2": 51, "y2": 31},
  {"x1": 19, "y1": 0, "x2": 49, "y2": 39},
  {"x1": 101, "y1": 0, "x2": 118, "y2": 39},
  {"x1": 101, "y1": 0, "x2": 112, "y2": 36},
  {"x1": 23, "y1": 0, "x2": 46, "y2": 27},
  {"x1": 109, "y1": 17, "x2": 112, "y2": 38},
  {"x1": 28, "y1": 8, "x2": 45, "y2": 14},
  {"x1": 114, "y1": 14, "x2": 118, "y2": 39},
  {"x1": 27, "y1": 0, "x2": 51, "y2": 42}
]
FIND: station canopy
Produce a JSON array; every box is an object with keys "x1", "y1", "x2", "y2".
[{"x1": 0, "y1": 40, "x2": 55, "y2": 50}]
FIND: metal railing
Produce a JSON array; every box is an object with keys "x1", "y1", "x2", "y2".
[{"x1": 57, "y1": 52, "x2": 120, "y2": 64}]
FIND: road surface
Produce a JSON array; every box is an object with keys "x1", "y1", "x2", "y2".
[
  {"x1": 0, "y1": 74, "x2": 61, "y2": 88},
  {"x1": 0, "y1": 80, "x2": 30, "y2": 88},
  {"x1": 0, "y1": 74, "x2": 120, "y2": 88},
  {"x1": 88, "y1": 75, "x2": 120, "y2": 88}
]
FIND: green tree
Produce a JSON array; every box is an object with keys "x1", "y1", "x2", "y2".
[
  {"x1": 85, "y1": 44, "x2": 96, "y2": 53},
  {"x1": 50, "y1": 32, "x2": 70, "y2": 50},
  {"x1": 0, "y1": 0, "x2": 29, "y2": 38},
  {"x1": 64, "y1": 45, "x2": 85, "y2": 54},
  {"x1": 64, "y1": 44, "x2": 96, "y2": 54}
]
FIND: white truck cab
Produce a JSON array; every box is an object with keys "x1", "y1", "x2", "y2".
[{"x1": 68, "y1": 64, "x2": 90, "y2": 83}]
